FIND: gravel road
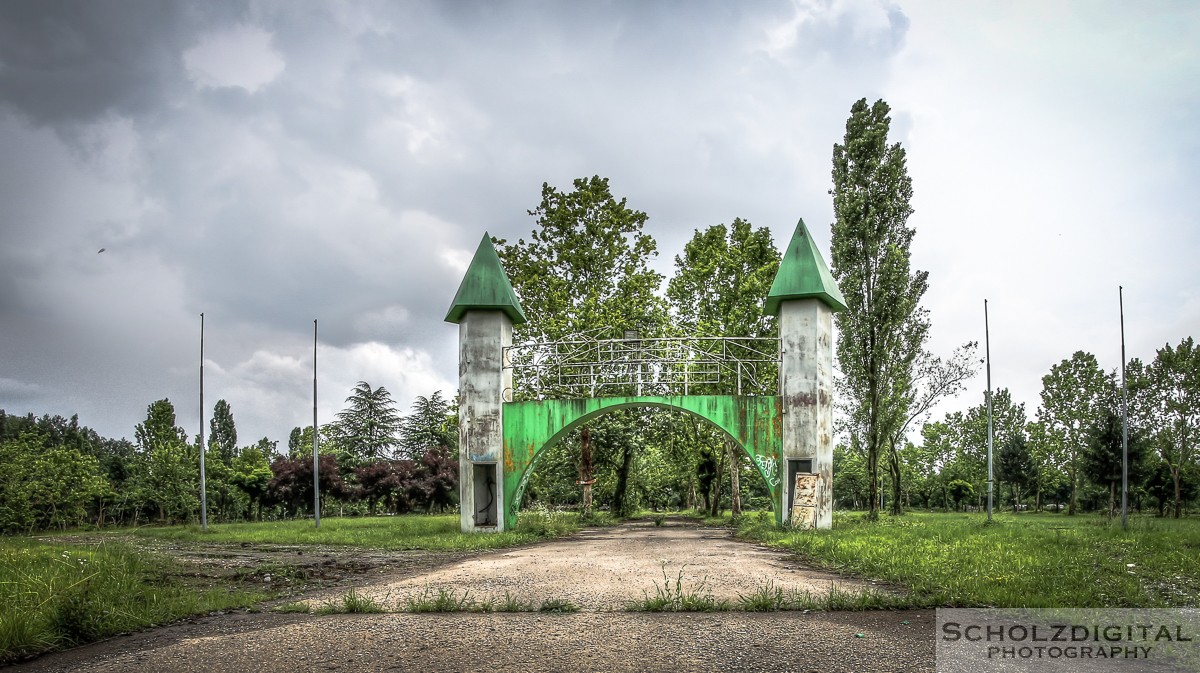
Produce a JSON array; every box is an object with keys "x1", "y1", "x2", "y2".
[{"x1": 16, "y1": 520, "x2": 936, "y2": 672}]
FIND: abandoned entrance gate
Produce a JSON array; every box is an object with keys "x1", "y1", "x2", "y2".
[{"x1": 444, "y1": 219, "x2": 846, "y2": 532}]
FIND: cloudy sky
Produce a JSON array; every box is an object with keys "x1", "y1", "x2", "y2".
[{"x1": 1, "y1": 0, "x2": 1197, "y2": 446}]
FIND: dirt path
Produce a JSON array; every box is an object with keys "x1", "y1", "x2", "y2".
[
  {"x1": 17, "y1": 520, "x2": 935, "y2": 672},
  {"x1": 310, "y1": 519, "x2": 880, "y2": 611}
]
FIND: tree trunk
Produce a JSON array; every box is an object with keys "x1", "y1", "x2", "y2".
[
  {"x1": 580, "y1": 426, "x2": 593, "y2": 518},
  {"x1": 727, "y1": 439, "x2": 741, "y2": 518},
  {"x1": 887, "y1": 446, "x2": 902, "y2": 515},
  {"x1": 709, "y1": 446, "x2": 727, "y2": 518},
  {"x1": 1109, "y1": 481, "x2": 1117, "y2": 519},
  {"x1": 613, "y1": 441, "x2": 635, "y2": 517},
  {"x1": 1172, "y1": 467, "x2": 1182, "y2": 519},
  {"x1": 1068, "y1": 462, "x2": 1078, "y2": 515}
]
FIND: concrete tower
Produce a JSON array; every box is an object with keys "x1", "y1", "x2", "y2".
[
  {"x1": 445, "y1": 234, "x2": 527, "y2": 533},
  {"x1": 764, "y1": 219, "x2": 846, "y2": 529}
]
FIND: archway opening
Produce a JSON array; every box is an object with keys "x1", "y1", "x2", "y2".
[{"x1": 509, "y1": 403, "x2": 778, "y2": 526}]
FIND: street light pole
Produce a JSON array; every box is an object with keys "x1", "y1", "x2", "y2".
[
  {"x1": 985, "y1": 299, "x2": 993, "y2": 523},
  {"x1": 1120, "y1": 287, "x2": 1129, "y2": 530},
  {"x1": 199, "y1": 313, "x2": 208, "y2": 531},
  {"x1": 313, "y1": 319, "x2": 320, "y2": 529}
]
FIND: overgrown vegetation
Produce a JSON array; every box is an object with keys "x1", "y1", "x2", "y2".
[
  {"x1": 315, "y1": 588, "x2": 384, "y2": 615},
  {"x1": 0, "y1": 539, "x2": 265, "y2": 665},
  {"x1": 627, "y1": 562, "x2": 730, "y2": 612},
  {"x1": 126, "y1": 512, "x2": 577, "y2": 551},
  {"x1": 739, "y1": 511, "x2": 1200, "y2": 608}
]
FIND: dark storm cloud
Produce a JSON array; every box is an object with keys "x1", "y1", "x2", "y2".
[{"x1": 0, "y1": 1, "x2": 247, "y2": 125}]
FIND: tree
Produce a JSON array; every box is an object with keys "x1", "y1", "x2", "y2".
[
  {"x1": 209, "y1": 399, "x2": 238, "y2": 464},
  {"x1": 334, "y1": 382, "x2": 403, "y2": 463},
  {"x1": 0, "y1": 431, "x2": 110, "y2": 532},
  {"x1": 883, "y1": 344, "x2": 977, "y2": 514},
  {"x1": 830, "y1": 98, "x2": 929, "y2": 520},
  {"x1": 1083, "y1": 405, "x2": 1148, "y2": 517},
  {"x1": 996, "y1": 433, "x2": 1035, "y2": 512},
  {"x1": 1130, "y1": 337, "x2": 1200, "y2": 518},
  {"x1": 134, "y1": 399, "x2": 188, "y2": 452},
  {"x1": 399, "y1": 391, "x2": 457, "y2": 459},
  {"x1": 947, "y1": 479, "x2": 975, "y2": 512},
  {"x1": 1037, "y1": 352, "x2": 1113, "y2": 514},
  {"x1": 230, "y1": 440, "x2": 274, "y2": 520},
  {"x1": 497, "y1": 176, "x2": 667, "y2": 516},
  {"x1": 667, "y1": 219, "x2": 781, "y2": 517}
]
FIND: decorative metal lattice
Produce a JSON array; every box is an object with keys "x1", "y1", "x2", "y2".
[{"x1": 504, "y1": 336, "x2": 781, "y2": 398}]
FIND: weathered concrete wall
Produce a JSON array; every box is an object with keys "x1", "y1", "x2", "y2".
[
  {"x1": 779, "y1": 299, "x2": 833, "y2": 528},
  {"x1": 458, "y1": 310, "x2": 512, "y2": 532}
]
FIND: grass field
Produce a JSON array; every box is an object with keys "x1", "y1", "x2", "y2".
[
  {"x1": 738, "y1": 511, "x2": 1200, "y2": 608},
  {"x1": 0, "y1": 539, "x2": 267, "y2": 665},
  {"x1": 121, "y1": 512, "x2": 571, "y2": 551}
]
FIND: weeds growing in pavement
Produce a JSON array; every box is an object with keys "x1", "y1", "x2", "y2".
[
  {"x1": 628, "y1": 562, "x2": 730, "y2": 612},
  {"x1": 316, "y1": 588, "x2": 385, "y2": 615}
]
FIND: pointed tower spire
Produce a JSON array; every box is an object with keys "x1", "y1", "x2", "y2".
[
  {"x1": 764, "y1": 219, "x2": 847, "y2": 315},
  {"x1": 445, "y1": 233, "x2": 528, "y2": 324}
]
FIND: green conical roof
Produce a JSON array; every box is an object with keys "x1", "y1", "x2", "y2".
[
  {"x1": 764, "y1": 219, "x2": 847, "y2": 315},
  {"x1": 444, "y1": 233, "x2": 528, "y2": 324}
]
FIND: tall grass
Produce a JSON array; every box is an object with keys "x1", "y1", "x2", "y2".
[
  {"x1": 739, "y1": 511, "x2": 1200, "y2": 608},
  {"x1": 125, "y1": 513, "x2": 577, "y2": 551},
  {"x1": 0, "y1": 539, "x2": 265, "y2": 664}
]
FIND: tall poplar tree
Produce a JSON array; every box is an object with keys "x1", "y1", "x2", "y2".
[
  {"x1": 829, "y1": 98, "x2": 929, "y2": 520},
  {"x1": 209, "y1": 399, "x2": 238, "y2": 464}
]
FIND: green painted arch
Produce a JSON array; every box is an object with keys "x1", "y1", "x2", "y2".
[{"x1": 501, "y1": 395, "x2": 784, "y2": 529}]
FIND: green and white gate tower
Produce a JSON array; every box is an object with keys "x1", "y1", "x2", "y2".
[{"x1": 445, "y1": 221, "x2": 845, "y2": 532}]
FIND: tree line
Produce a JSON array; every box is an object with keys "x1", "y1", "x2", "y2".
[{"x1": 0, "y1": 386, "x2": 459, "y2": 533}]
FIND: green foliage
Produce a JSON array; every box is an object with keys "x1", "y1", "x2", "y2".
[
  {"x1": 272, "y1": 601, "x2": 311, "y2": 614},
  {"x1": 0, "y1": 431, "x2": 110, "y2": 533},
  {"x1": 537, "y1": 598, "x2": 580, "y2": 613},
  {"x1": 1083, "y1": 406, "x2": 1149, "y2": 516},
  {"x1": 628, "y1": 562, "x2": 730, "y2": 612},
  {"x1": 133, "y1": 399, "x2": 188, "y2": 452},
  {"x1": 333, "y1": 382, "x2": 403, "y2": 464},
  {"x1": 1128, "y1": 337, "x2": 1200, "y2": 518},
  {"x1": 740, "y1": 512, "x2": 1200, "y2": 608},
  {"x1": 208, "y1": 399, "x2": 238, "y2": 464},
  {"x1": 404, "y1": 586, "x2": 474, "y2": 613},
  {"x1": 996, "y1": 432, "x2": 1035, "y2": 511},
  {"x1": 316, "y1": 588, "x2": 384, "y2": 615},
  {"x1": 0, "y1": 540, "x2": 264, "y2": 664},
  {"x1": 125, "y1": 514, "x2": 556, "y2": 552},
  {"x1": 399, "y1": 391, "x2": 456, "y2": 459},
  {"x1": 830, "y1": 98, "x2": 929, "y2": 521},
  {"x1": 229, "y1": 443, "x2": 273, "y2": 519},
  {"x1": 1038, "y1": 351, "x2": 1115, "y2": 514},
  {"x1": 514, "y1": 502, "x2": 577, "y2": 538}
]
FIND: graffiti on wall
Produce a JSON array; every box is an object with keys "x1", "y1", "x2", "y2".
[{"x1": 754, "y1": 455, "x2": 780, "y2": 489}]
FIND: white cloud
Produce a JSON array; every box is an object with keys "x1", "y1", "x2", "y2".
[{"x1": 184, "y1": 24, "x2": 285, "y2": 93}]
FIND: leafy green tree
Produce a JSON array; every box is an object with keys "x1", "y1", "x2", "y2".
[
  {"x1": 230, "y1": 440, "x2": 273, "y2": 520},
  {"x1": 0, "y1": 431, "x2": 110, "y2": 532},
  {"x1": 134, "y1": 399, "x2": 188, "y2": 452},
  {"x1": 208, "y1": 399, "x2": 238, "y2": 464},
  {"x1": 334, "y1": 382, "x2": 403, "y2": 463},
  {"x1": 1037, "y1": 352, "x2": 1113, "y2": 514},
  {"x1": 497, "y1": 176, "x2": 667, "y2": 516},
  {"x1": 1129, "y1": 337, "x2": 1200, "y2": 518},
  {"x1": 830, "y1": 98, "x2": 929, "y2": 520},
  {"x1": 131, "y1": 440, "x2": 199, "y2": 524},
  {"x1": 668, "y1": 219, "x2": 781, "y2": 516},
  {"x1": 947, "y1": 479, "x2": 975, "y2": 512},
  {"x1": 1083, "y1": 405, "x2": 1149, "y2": 517},
  {"x1": 399, "y1": 391, "x2": 457, "y2": 458},
  {"x1": 833, "y1": 443, "x2": 869, "y2": 510},
  {"x1": 996, "y1": 433, "x2": 1035, "y2": 512}
]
